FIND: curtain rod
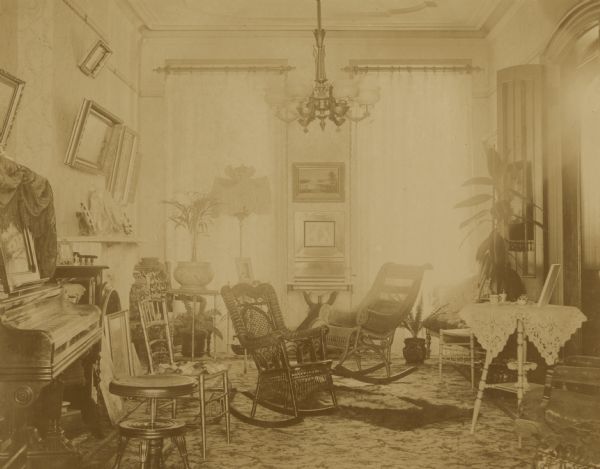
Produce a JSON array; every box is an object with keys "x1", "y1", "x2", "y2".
[
  {"x1": 343, "y1": 64, "x2": 482, "y2": 74},
  {"x1": 155, "y1": 65, "x2": 295, "y2": 74}
]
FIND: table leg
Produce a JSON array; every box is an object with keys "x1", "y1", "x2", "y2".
[
  {"x1": 516, "y1": 318, "x2": 524, "y2": 417},
  {"x1": 199, "y1": 374, "x2": 207, "y2": 460},
  {"x1": 471, "y1": 351, "x2": 492, "y2": 434},
  {"x1": 191, "y1": 295, "x2": 197, "y2": 360},
  {"x1": 213, "y1": 295, "x2": 217, "y2": 359}
]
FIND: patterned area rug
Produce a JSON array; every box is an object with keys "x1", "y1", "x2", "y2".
[
  {"x1": 332, "y1": 386, "x2": 472, "y2": 431},
  {"x1": 73, "y1": 357, "x2": 537, "y2": 468}
]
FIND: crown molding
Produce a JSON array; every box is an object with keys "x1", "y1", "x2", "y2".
[{"x1": 125, "y1": 0, "x2": 507, "y2": 37}]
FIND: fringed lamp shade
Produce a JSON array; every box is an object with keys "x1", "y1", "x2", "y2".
[{"x1": 210, "y1": 165, "x2": 271, "y2": 257}]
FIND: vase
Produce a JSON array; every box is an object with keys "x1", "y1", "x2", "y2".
[
  {"x1": 173, "y1": 261, "x2": 214, "y2": 289},
  {"x1": 402, "y1": 337, "x2": 427, "y2": 364},
  {"x1": 180, "y1": 330, "x2": 210, "y2": 357}
]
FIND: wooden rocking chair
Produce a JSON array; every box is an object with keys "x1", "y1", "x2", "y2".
[
  {"x1": 319, "y1": 263, "x2": 431, "y2": 384},
  {"x1": 221, "y1": 282, "x2": 337, "y2": 427}
]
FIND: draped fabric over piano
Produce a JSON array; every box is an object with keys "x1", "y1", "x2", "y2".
[{"x1": 0, "y1": 156, "x2": 57, "y2": 278}]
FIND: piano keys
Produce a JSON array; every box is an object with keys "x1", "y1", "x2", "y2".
[{"x1": 0, "y1": 285, "x2": 102, "y2": 468}]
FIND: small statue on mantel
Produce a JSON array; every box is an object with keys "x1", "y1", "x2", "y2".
[{"x1": 77, "y1": 189, "x2": 134, "y2": 237}]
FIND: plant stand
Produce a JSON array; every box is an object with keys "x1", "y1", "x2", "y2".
[{"x1": 168, "y1": 288, "x2": 219, "y2": 360}]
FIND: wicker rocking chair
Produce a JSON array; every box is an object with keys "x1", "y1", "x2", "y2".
[
  {"x1": 221, "y1": 282, "x2": 337, "y2": 427},
  {"x1": 319, "y1": 263, "x2": 431, "y2": 384}
]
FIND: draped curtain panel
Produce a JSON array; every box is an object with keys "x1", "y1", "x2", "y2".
[
  {"x1": 165, "y1": 71, "x2": 286, "y2": 289},
  {"x1": 353, "y1": 70, "x2": 475, "y2": 298}
]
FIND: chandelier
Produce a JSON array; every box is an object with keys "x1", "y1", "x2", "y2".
[{"x1": 266, "y1": 0, "x2": 379, "y2": 132}]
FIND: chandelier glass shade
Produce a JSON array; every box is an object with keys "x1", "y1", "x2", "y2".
[{"x1": 266, "y1": 0, "x2": 379, "y2": 132}]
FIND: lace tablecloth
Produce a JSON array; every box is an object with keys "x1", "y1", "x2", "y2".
[{"x1": 459, "y1": 303, "x2": 586, "y2": 364}]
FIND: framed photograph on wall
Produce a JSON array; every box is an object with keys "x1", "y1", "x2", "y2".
[
  {"x1": 105, "y1": 125, "x2": 139, "y2": 204},
  {"x1": 235, "y1": 257, "x2": 254, "y2": 284},
  {"x1": 0, "y1": 69, "x2": 25, "y2": 149},
  {"x1": 0, "y1": 222, "x2": 42, "y2": 293},
  {"x1": 79, "y1": 40, "x2": 112, "y2": 78},
  {"x1": 64, "y1": 98, "x2": 122, "y2": 174},
  {"x1": 292, "y1": 162, "x2": 345, "y2": 202}
]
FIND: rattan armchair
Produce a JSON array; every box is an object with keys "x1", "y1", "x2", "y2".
[{"x1": 221, "y1": 282, "x2": 337, "y2": 427}]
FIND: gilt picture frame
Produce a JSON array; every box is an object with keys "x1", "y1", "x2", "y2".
[
  {"x1": 0, "y1": 69, "x2": 25, "y2": 149},
  {"x1": 235, "y1": 257, "x2": 254, "y2": 284},
  {"x1": 292, "y1": 162, "x2": 345, "y2": 202},
  {"x1": 0, "y1": 222, "x2": 41, "y2": 293},
  {"x1": 104, "y1": 309, "x2": 134, "y2": 378},
  {"x1": 105, "y1": 125, "x2": 139, "y2": 204},
  {"x1": 79, "y1": 40, "x2": 112, "y2": 78},
  {"x1": 64, "y1": 98, "x2": 122, "y2": 174}
]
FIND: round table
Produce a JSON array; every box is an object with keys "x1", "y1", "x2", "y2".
[{"x1": 109, "y1": 375, "x2": 197, "y2": 469}]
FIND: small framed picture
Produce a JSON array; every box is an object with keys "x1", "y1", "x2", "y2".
[
  {"x1": 0, "y1": 68, "x2": 25, "y2": 149},
  {"x1": 79, "y1": 40, "x2": 112, "y2": 78},
  {"x1": 57, "y1": 240, "x2": 74, "y2": 265},
  {"x1": 235, "y1": 257, "x2": 254, "y2": 284},
  {"x1": 0, "y1": 221, "x2": 41, "y2": 293},
  {"x1": 292, "y1": 162, "x2": 345, "y2": 202}
]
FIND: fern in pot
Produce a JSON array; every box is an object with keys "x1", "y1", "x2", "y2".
[
  {"x1": 162, "y1": 191, "x2": 218, "y2": 289},
  {"x1": 401, "y1": 300, "x2": 428, "y2": 364}
]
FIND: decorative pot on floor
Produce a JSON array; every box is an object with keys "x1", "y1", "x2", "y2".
[
  {"x1": 181, "y1": 330, "x2": 210, "y2": 357},
  {"x1": 403, "y1": 337, "x2": 427, "y2": 364},
  {"x1": 173, "y1": 261, "x2": 214, "y2": 289}
]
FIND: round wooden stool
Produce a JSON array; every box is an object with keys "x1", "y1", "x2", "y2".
[{"x1": 109, "y1": 375, "x2": 197, "y2": 469}]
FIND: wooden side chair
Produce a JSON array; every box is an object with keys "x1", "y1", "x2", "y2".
[
  {"x1": 138, "y1": 296, "x2": 231, "y2": 460},
  {"x1": 438, "y1": 328, "x2": 485, "y2": 389}
]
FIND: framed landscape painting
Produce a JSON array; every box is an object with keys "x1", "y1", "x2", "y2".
[{"x1": 292, "y1": 162, "x2": 345, "y2": 202}]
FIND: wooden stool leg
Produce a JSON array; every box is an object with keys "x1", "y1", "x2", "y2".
[
  {"x1": 223, "y1": 371, "x2": 231, "y2": 444},
  {"x1": 112, "y1": 436, "x2": 129, "y2": 469},
  {"x1": 471, "y1": 351, "x2": 492, "y2": 434},
  {"x1": 139, "y1": 440, "x2": 149, "y2": 469},
  {"x1": 147, "y1": 439, "x2": 163, "y2": 469},
  {"x1": 172, "y1": 435, "x2": 192, "y2": 469}
]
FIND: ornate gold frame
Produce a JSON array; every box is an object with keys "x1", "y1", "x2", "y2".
[{"x1": 0, "y1": 69, "x2": 25, "y2": 149}]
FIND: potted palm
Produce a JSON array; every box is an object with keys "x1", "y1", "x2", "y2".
[
  {"x1": 162, "y1": 191, "x2": 218, "y2": 289},
  {"x1": 455, "y1": 146, "x2": 542, "y2": 301},
  {"x1": 401, "y1": 300, "x2": 428, "y2": 364}
]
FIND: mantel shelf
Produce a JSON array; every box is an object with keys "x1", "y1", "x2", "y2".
[{"x1": 61, "y1": 235, "x2": 143, "y2": 246}]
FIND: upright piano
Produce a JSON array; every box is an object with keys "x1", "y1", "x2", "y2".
[{"x1": 0, "y1": 285, "x2": 102, "y2": 468}]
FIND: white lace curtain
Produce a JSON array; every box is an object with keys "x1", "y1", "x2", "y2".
[
  {"x1": 353, "y1": 70, "x2": 475, "y2": 297},
  {"x1": 165, "y1": 71, "x2": 286, "y2": 288}
]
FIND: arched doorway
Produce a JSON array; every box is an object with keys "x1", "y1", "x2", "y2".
[{"x1": 544, "y1": 1, "x2": 600, "y2": 355}]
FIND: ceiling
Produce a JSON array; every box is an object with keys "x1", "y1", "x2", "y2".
[{"x1": 125, "y1": 0, "x2": 515, "y2": 34}]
